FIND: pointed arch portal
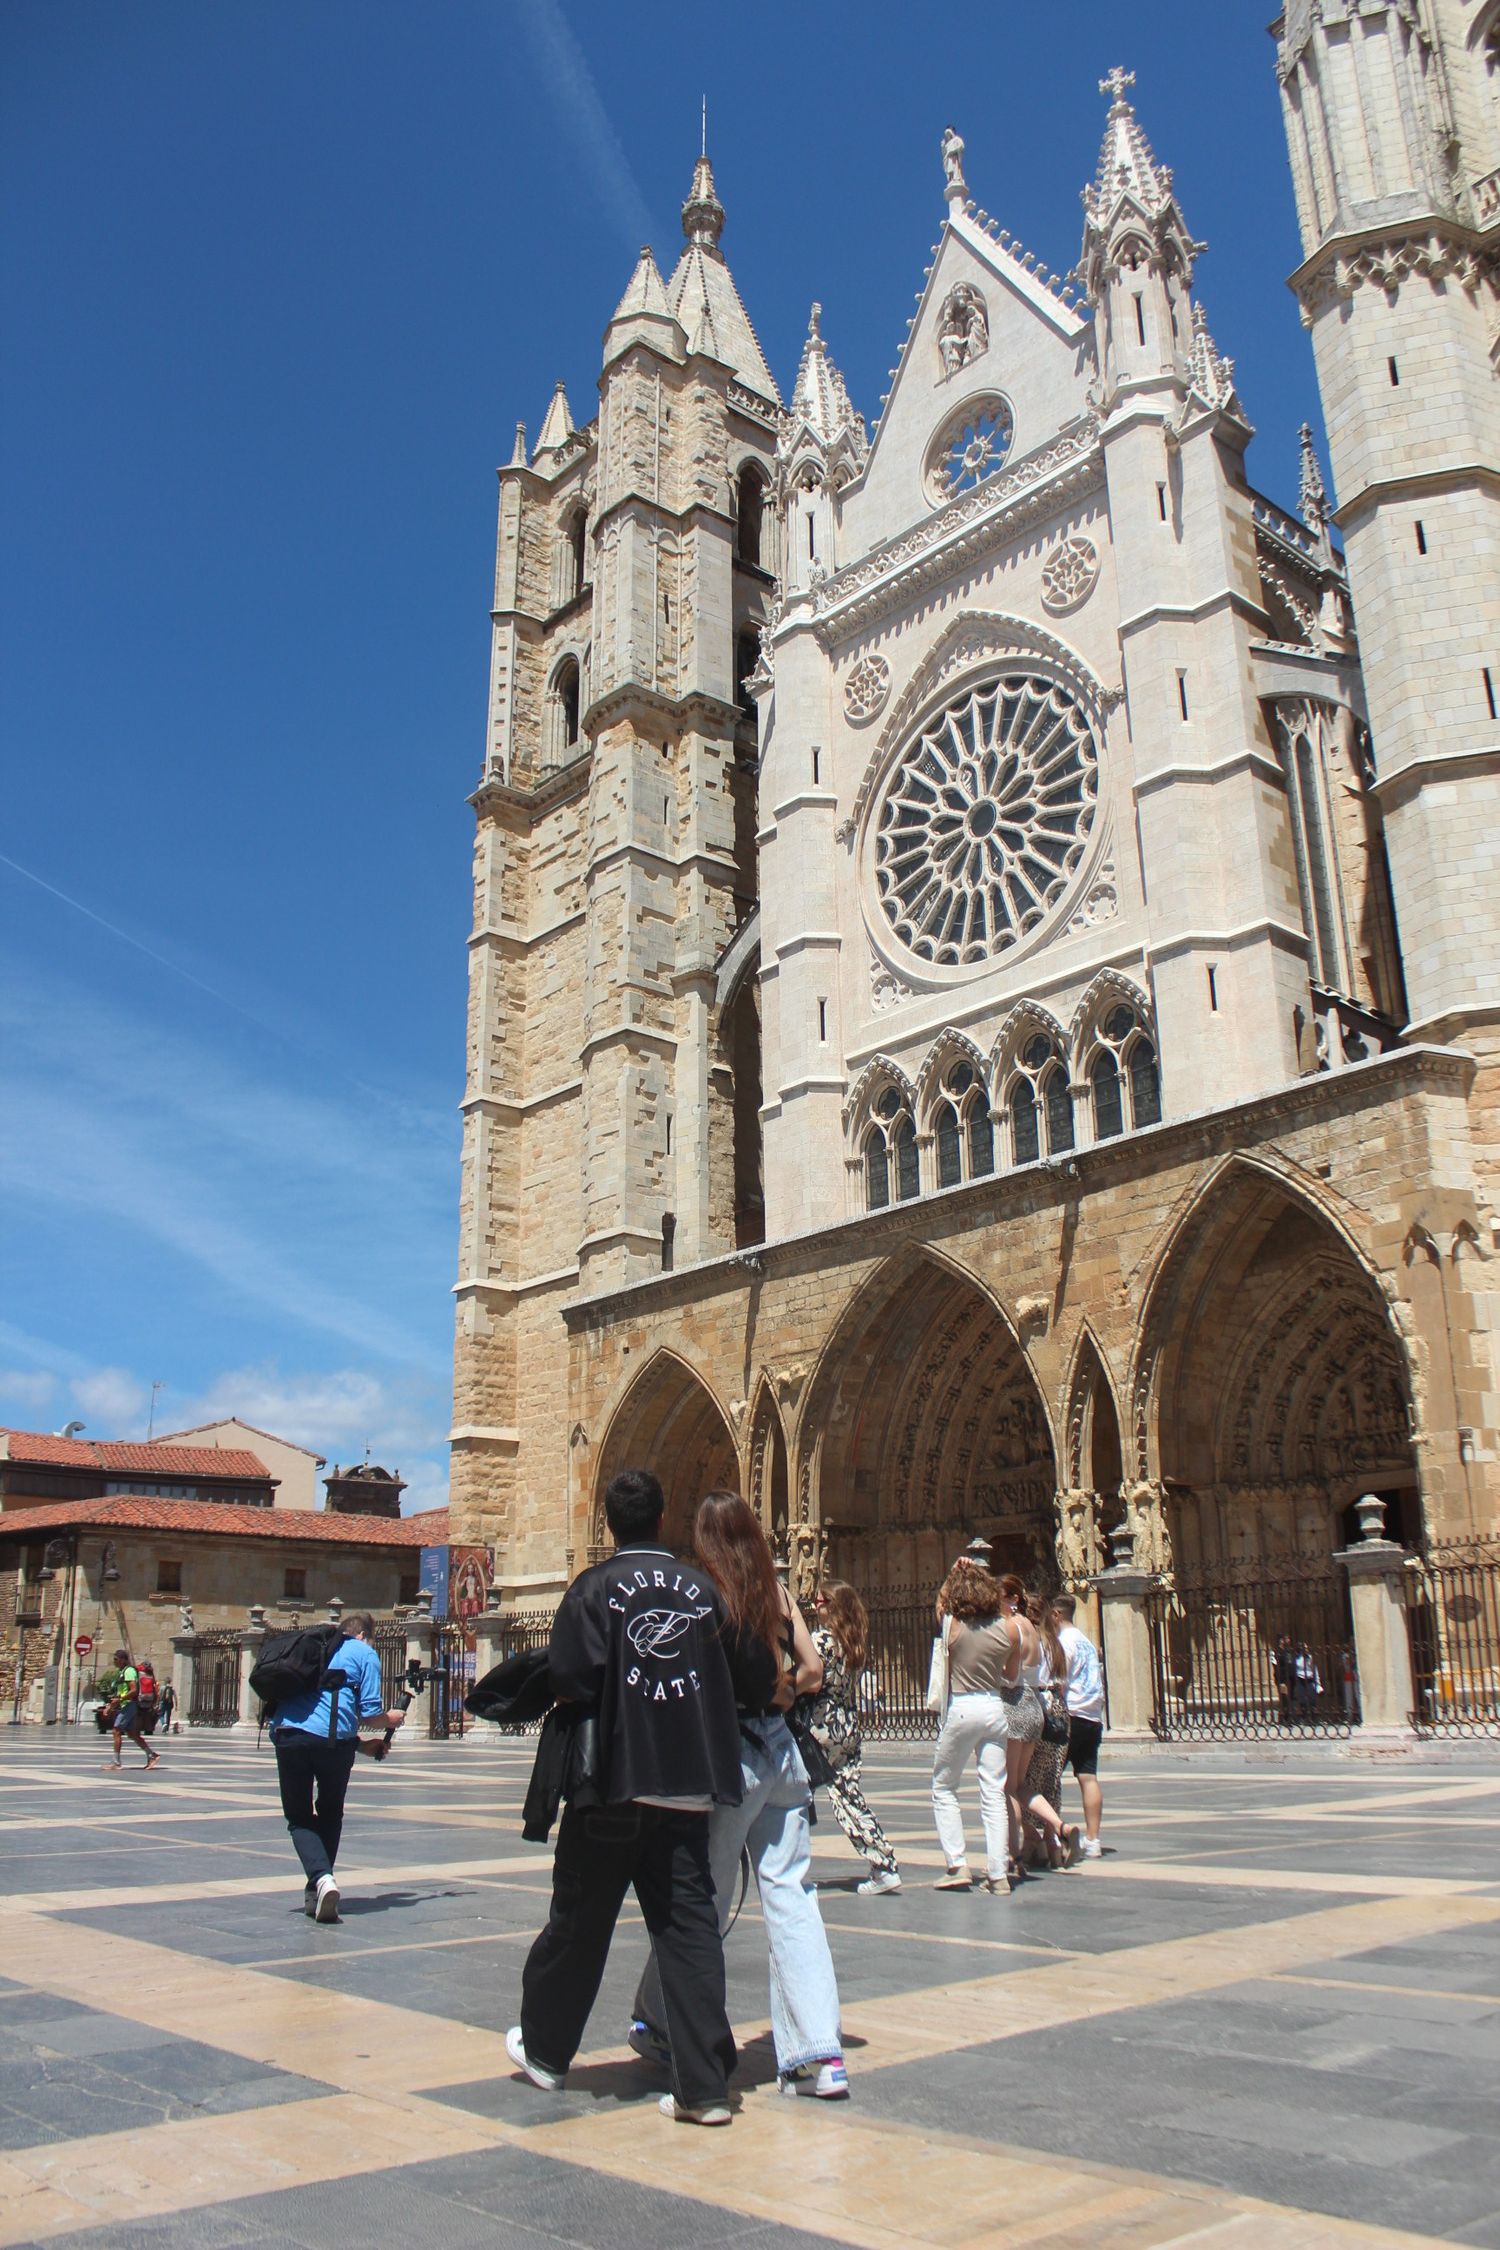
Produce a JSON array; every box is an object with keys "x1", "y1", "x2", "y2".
[
  {"x1": 593, "y1": 1354, "x2": 738, "y2": 1557},
  {"x1": 1137, "y1": 1166, "x2": 1419, "y2": 1563},
  {"x1": 807, "y1": 1255, "x2": 1058, "y2": 1589}
]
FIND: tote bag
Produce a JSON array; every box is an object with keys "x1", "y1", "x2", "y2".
[{"x1": 924, "y1": 1613, "x2": 952, "y2": 1717}]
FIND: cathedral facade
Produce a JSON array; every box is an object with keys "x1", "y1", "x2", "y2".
[{"x1": 451, "y1": 25, "x2": 1500, "y2": 1606}]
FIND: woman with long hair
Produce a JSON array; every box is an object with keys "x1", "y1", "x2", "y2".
[
  {"x1": 1019, "y1": 1597, "x2": 1081, "y2": 1870},
  {"x1": 930, "y1": 1558, "x2": 1016, "y2": 1891},
  {"x1": 806, "y1": 1580, "x2": 901, "y2": 1894},
  {"x1": 631, "y1": 1492, "x2": 849, "y2": 2100},
  {"x1": 995, "y1": 1573, "x2": 1046, "y2": 1871}
]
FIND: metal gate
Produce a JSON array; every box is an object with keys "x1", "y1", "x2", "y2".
[
  {"x1": 1148, "y1": 1560, "x2": 1355, "y2": 1740},
  {"x1": 1408, "y1": 1540, "x2": 1500, "y2": 1734},
  {"x1": 427, "y1": 1621, "x2": 472, "y2": 1740},
  {"x1": 372, "y1": 1620, "x2": 408, "y2": 1713},
  {"x1": 855, "y1": 1588, "x2": 942, "y2": 1740},
  {"x1": 189, "y1": 1630, "x2": 242, "y2": 1726}
]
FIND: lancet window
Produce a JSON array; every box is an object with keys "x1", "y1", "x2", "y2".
[
  {"x1": 1086, "y1": 1003, "x2": 1161, "y2": 1140},
  {"x1": 548, "y1": 655, "x2": 582, "y2": 765},
  {"x1": 1005, "y1": 1032, "x2": 1073, "y2": 1166},
  {"x1": 737, "y1": 463, "x2": 766, "y2": 567},
  {"x1": 863, "y1": 1085, "x2": 919, "y2": 1210},
  {"x1": 556, "y1": 504, "x2": 589, "y2": 607},
  {"x1": 1272, "y1": 701, "x2": 1349, "y2": 993},
  {"x1": 929, "y1": 1060, "x2": 995, "y2": 1189}
]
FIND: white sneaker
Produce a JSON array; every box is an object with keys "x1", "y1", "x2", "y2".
[
  {"x1": 856, "y1": 1871, "x2": 902, "y2": 1895},
  {"x1": 779, "y1": 2058, "x2": 849, "y2": 2100},
  {"x1": 313, "y1": 1874, "x2": 341, "y2": 1922},
  {"x1": 506, "y1": 2026, "x2": 565, "y2": 2091},
  {"x1": 303, "y1": 1882, "x2": 317, "y2": 1918},
  {"x1": 1079, "y1": 1837, "x2": 1102, "y2": 1860},
  {"x1": 658, "y1": 2093, "x2": 731, "y2": 2125}
]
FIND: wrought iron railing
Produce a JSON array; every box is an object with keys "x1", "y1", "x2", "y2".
[
  {"x1": 1407, "y1": 1540, "x2": 1500, "y2": 1735},
  {"x1": 841, "y1": 1587, "x2": 942, "y2": 1741},
  {"x1": 426, "y1": 1619, "x2": 472, "y2": 1740},
  {"x1": 372, "y1": 1620, "x2": 408, "y2": 1713},
  {"x1": 1147, "y1": 1558, "x2": 1355, "y2": 1740},
  {"x1": 188, "y1": 1629, "x2": 242, "y2": 1726}
]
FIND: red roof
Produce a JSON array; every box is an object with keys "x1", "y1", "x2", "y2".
[
  {"x1": 0, "y1": 1428, "x2": 273, "y2": 1482},
  {"x1": 0, "y1": 1497, "x2": 448, "y2": 1547}
]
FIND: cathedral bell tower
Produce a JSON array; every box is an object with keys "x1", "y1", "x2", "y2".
[{"x1": 1275, "y1": 2, "x2": 1500, "y2": 1071}]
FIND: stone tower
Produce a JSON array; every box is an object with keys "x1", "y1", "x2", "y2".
[
  {"x1": 1274, "y1": 3, "x2": 1500, "y2": 1116},
  {"x1": 451, "y1": 156, "x2": 779, "y2": 1579}
]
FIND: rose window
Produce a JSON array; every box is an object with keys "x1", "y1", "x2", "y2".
[
  {"x1": 872, "y1": 672, "x2": 1098, "y2": 965},
  {"x1": 926, "y1": 395, "x2": 1014, "y2": 503}
]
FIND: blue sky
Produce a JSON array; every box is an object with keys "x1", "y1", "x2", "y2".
[{"x1": 2, "y1": 3, "x2": 1321, "y2": 1515}]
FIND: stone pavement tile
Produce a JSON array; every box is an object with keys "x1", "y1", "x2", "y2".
[{"x1": 0, "y1": 2041, "x2": 328, "y2": 2151}]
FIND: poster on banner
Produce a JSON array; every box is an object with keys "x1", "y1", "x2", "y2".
[
  {"x1": 418, "y1": 1545, "x2": 449, "y2": 1618},
  {"x1": 450, "y1": 1546, "x2": 494, "y2": 1645}
]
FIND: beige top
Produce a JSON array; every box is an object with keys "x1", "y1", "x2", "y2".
[{"x1": 946, "y1": 1615, "x2": 1014, "y2": 1697}]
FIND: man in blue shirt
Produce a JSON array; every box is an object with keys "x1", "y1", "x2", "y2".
[{"x1": 270, "y1": 1613, "x2": 406, "y2": 1921}]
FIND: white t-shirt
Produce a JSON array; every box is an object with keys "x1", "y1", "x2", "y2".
[{"x1": 1058, "y1": 1623, "x2": 1104, "y2": 1721}]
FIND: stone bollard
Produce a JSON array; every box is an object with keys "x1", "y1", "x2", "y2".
[
  {"x1": 1094, "y1": 1526, "x2": 1157, "y2": 1740},
  {"x1": 1333, "y1": 1494, "x2": 1417, "y2": 1741},
  {"x1": 170, "y1": 1621, "x2": 196, "y2": 1730}
]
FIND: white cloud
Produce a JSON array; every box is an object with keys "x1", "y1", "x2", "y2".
[
  {"x1": 511, "y1": 0, "x2": 657, "y2": 254},
  {"x1": 70, "y1": 1367, "x2": 150, "y2": 1431},
  {"x1": 0, "y1": 1368, "x2": 57, "y2": 1418}
]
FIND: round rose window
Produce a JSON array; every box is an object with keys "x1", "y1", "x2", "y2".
[
  {"x1": 872, "y1": 672, "x2": 1098, "y2": 966},
  {"x1": 926, "y1": 395, "x2": 1014, "y2": 504}
]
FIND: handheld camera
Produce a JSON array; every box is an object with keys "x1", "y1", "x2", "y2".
[{"x1": 356, "y1": 1657, "x2": 432, "y2": 1761}]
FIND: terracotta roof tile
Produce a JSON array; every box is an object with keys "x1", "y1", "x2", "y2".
[
  {"x1": 0, "y1": 1428, "x2": 274, "y2": 1481},
  {"x1": 0, "y1": 1496, "x2": 446, "y2": 1547}
]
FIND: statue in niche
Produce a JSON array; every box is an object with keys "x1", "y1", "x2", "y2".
[
  {"x1": 937, "y1": 283, "x2": 989, "y2": 378},
  {"x1": 1056, "y1": 1487, "x2": 1104, "y2": 1586}
]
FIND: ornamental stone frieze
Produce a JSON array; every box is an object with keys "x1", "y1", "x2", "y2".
[
  {"x1": 807, "y1": 415, "x2": 1104, "y2": 649},
  {"x1": 1293, "y1": 229, "x2": 1500, "y2": 324}
]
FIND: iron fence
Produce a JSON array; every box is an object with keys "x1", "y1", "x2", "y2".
[
  {"x1": 188, "y1": 1630, "x2": 242, "y2": 1726},
  {"x1": 848, "y1": 1588, "x2": 942, "y2": 1741},
  {"x1": 1407, "y1": 1540, "x2": 1500, "y2": 1735},
  {"x1": 427, "y1": 1619, "x2": 473, "y2": 1739},
  {"x1": 1147, "y1": 1560, "x2": 1355, "y2": 1740},
  {"x1": 372, "y1": 1619, "x2": 408, "y2": 1712}
]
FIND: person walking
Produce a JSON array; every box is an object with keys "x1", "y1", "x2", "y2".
[
  {"x1": 511, "y1": 1470, "x2": 770, "y2": 2127},
  {"x1": 806, "y1": 1580, "x2": 901, "y2": 1895},
  {"x1": 996, "y1": 1574, "x2": 1046, "y2": 1870},
  {"x1": 929, "y1": 1559, "x2": 1015, "y2": 1892},
  {"x1": 100, "y1": 1649, "x2": 161, "y2": 1774},
  {"x1": 1019, "y1": 1599, "x2": 1081, "y2": 1871},
  {"x1": 1050, "y1": 1593, "x2": 1105, "y2": 1859},
  {"x1": 629, "y1": 1492, "x2": 850, "y2": 2102},
  {"x1": 157, "y1": 1680, "x2": 178, "y2": 1734},
  {"x1": 269, "y1": 1611, "x2": 406, "y2": 1922}
]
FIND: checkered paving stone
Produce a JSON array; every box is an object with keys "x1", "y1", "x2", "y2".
[{"x1": 0, "y1": 1730, "x2": 1497, "y2": 2249}]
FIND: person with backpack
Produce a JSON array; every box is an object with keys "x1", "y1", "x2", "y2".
[
  {"x1": 101, "y1": 1648, "x2": 162, "y2": 1774},
  {"x1": 258, "y1": 1611, "x2": 407, "y2": 1921}
]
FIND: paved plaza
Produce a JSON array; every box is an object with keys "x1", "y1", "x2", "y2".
[{"x1": 0, "y1": 1730, "x2": 1498, "y2": 2248}]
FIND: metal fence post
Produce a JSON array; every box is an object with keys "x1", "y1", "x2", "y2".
[{"x1": 1334, "y1": 1495, "x2": 1416, "y2": 1738}]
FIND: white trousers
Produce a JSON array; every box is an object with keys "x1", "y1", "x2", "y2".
[{"x1": 931, "y1": 1692, "x2": 1010, "y2": 1881}]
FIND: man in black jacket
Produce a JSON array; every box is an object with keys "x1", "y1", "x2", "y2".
[{"x1": 508, "y1": 1467, "x2": 772, "y2": 2126}]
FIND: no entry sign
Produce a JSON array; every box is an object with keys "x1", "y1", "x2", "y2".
[{"x1": 74, "y1": 1635, "x2": 93, "y2": 1657}]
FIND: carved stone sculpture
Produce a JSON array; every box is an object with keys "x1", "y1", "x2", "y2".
[
  {"x1": 940, "y1": 125, "x2": 966, "y2": 198},
  {"x1": 937, "y1": 284, "x2": 989, "y2": 378}
]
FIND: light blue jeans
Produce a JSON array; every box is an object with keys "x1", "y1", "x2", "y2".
[{"x1": 637, "y1": 1714, "x2": 844, "y2": 2075}]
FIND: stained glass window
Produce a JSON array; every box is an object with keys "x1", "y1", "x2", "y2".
[
  {"x1": 935, "y1": 1101, "x2": 962, "y2": 1188},
  {"x1": 1092, "y1": 1049, "x2": 1123, "y2": 1140}
]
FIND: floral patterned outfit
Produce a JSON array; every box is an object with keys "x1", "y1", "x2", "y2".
[{"x1": 807, "y1": 1628, "x2": 900, "y2": 1880}]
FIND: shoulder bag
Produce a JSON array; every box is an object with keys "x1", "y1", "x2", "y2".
[{"x1": 924, "y1": 1613, "x2": 952, "y2": 1717}]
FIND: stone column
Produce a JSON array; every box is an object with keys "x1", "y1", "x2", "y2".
[
  {"x1": 1094, "y1": 1527, "x2": 1157, "y2": 1740},
  {"x1": 405, "y1": 1589, "x2": 436, "y2": 1733},
  {"x1": 237, "y1": 1604, "x2": 268, "y2": 1729},
  {"x1": 1334, "y1": 1494, "x2": 1416, "y2": 1738},
  {"x1": 170, "y1": 1612, "x2": 196, "y2": 1730}
]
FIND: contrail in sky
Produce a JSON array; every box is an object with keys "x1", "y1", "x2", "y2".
[
  {"x1": 0, "y1": 850, "x2": 258, "y2": 1025},
  {"x1": 511, "y1": 0, "x2": 657, "y2": 255}
]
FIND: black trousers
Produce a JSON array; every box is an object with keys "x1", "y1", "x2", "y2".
[
  {"x1": 520, "y1": 1802, "x2": 736, "y2": 2110},
  {"x1": 274, "y1": 1731, "x2": 358, "y2": 1884}
]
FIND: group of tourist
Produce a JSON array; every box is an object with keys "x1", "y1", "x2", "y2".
[{"x1": 251, "y1": 1465, "x2": 1106, "y2": 2127}]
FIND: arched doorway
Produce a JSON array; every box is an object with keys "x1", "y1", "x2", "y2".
[
  {"x1": 592, "y1": 1352, "x2": 738, "y2": 1558},
  {"x1": 1136, "y1": 1164, "x2": 1418, "y2": 1570},
  {"x1": 804, "y1": 1253, "x2": 1058, "y2": 1591},
  {"x1": 1060, "y1": 1332, "x2": 1125, "y2": 1583}
]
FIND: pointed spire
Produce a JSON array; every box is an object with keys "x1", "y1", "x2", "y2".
[
  {"x1": 509, "y1": 422, "x2": 527, "y2": 468},
  {"x1": 534, "y1": 381, "x2": 574, "y2": 458},
  {"x1": 682, "y1": 153, "x2": 725, "y2": 255},
  {"x1": 780, "y1": 301, "x2": 866, "y2": 478},
  {"x1": 1079, "y1": 68, "x2": 1205, "y2": 303},
  {"x1": 611, "y1": 245, "x2": 671, "y2": 323},
  {"x1": 1188, "y1": 304, "x2": 1234, "y2": 407},
  {"x1": 1298, "y1": 421, "x2": 1330, "y2": 532}
]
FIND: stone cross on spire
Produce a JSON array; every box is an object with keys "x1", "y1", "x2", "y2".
[{"x1": 1100, "y1": 66, "x2": 1136, "y2": 109}]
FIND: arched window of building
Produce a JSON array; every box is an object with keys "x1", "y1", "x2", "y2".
[
  {"x1": 934, "y1": 1100, "x2": 962, "y2": 1188},
  {"x1": 865, "y1": 1128, "x2": 890, "y2": 1211},
  {"x1": 737, "y1": 463, "x2": 766, "y2": 566},
  {"x1": 554, "y1": 504, "x2": 589, "y2": 608},
  {"x1": 967, "y1": 1100, "x2": 995, "y2": 1177},
  {"x1": 1273, "y1": 706, "x2": 1348, "y2": 993},
  {"x1": 1083, "y1": 1000, "x2": 1161, "y2": 1137},
  {"x1": 860, "y1": 1081, "x2": 919, "y2": 1211},
  {"x1": 1044, "y1": 1059, "x2": 1074, "y2": 1155},
  {"x1": 1011, "y1": 1079, "x2": 1040, "y2": 1166},
  {"x1": 893, "y1": 1114, "x2": 919, "y2": 1201},
  {"x1": 736, "y1": 631, "x2": 759, "y2": 719},
  {"x1": 1001, "y1": 1027, "x2": 1070, "y2": 1167},
  {"x1": 550, "y1": 656, "x2": 581, "y2": 764}
]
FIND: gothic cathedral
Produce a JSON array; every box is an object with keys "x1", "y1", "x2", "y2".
[{"x1": 451, "y1": 23, "x2": 1500, "y2": 1607}]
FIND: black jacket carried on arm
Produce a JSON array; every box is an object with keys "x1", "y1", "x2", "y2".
[{"x1": 548, "y1": 1542, "x2": 776, "y2": 1807}]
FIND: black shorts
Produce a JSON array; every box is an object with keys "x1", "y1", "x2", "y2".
[{"x1": 1064, "y1": 1716, "x2": 1103, "y2": 1776}]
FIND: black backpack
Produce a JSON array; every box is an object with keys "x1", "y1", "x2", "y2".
[{"x1": 249, "y1": 1624, "x2": 350, "y2": 1737}]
